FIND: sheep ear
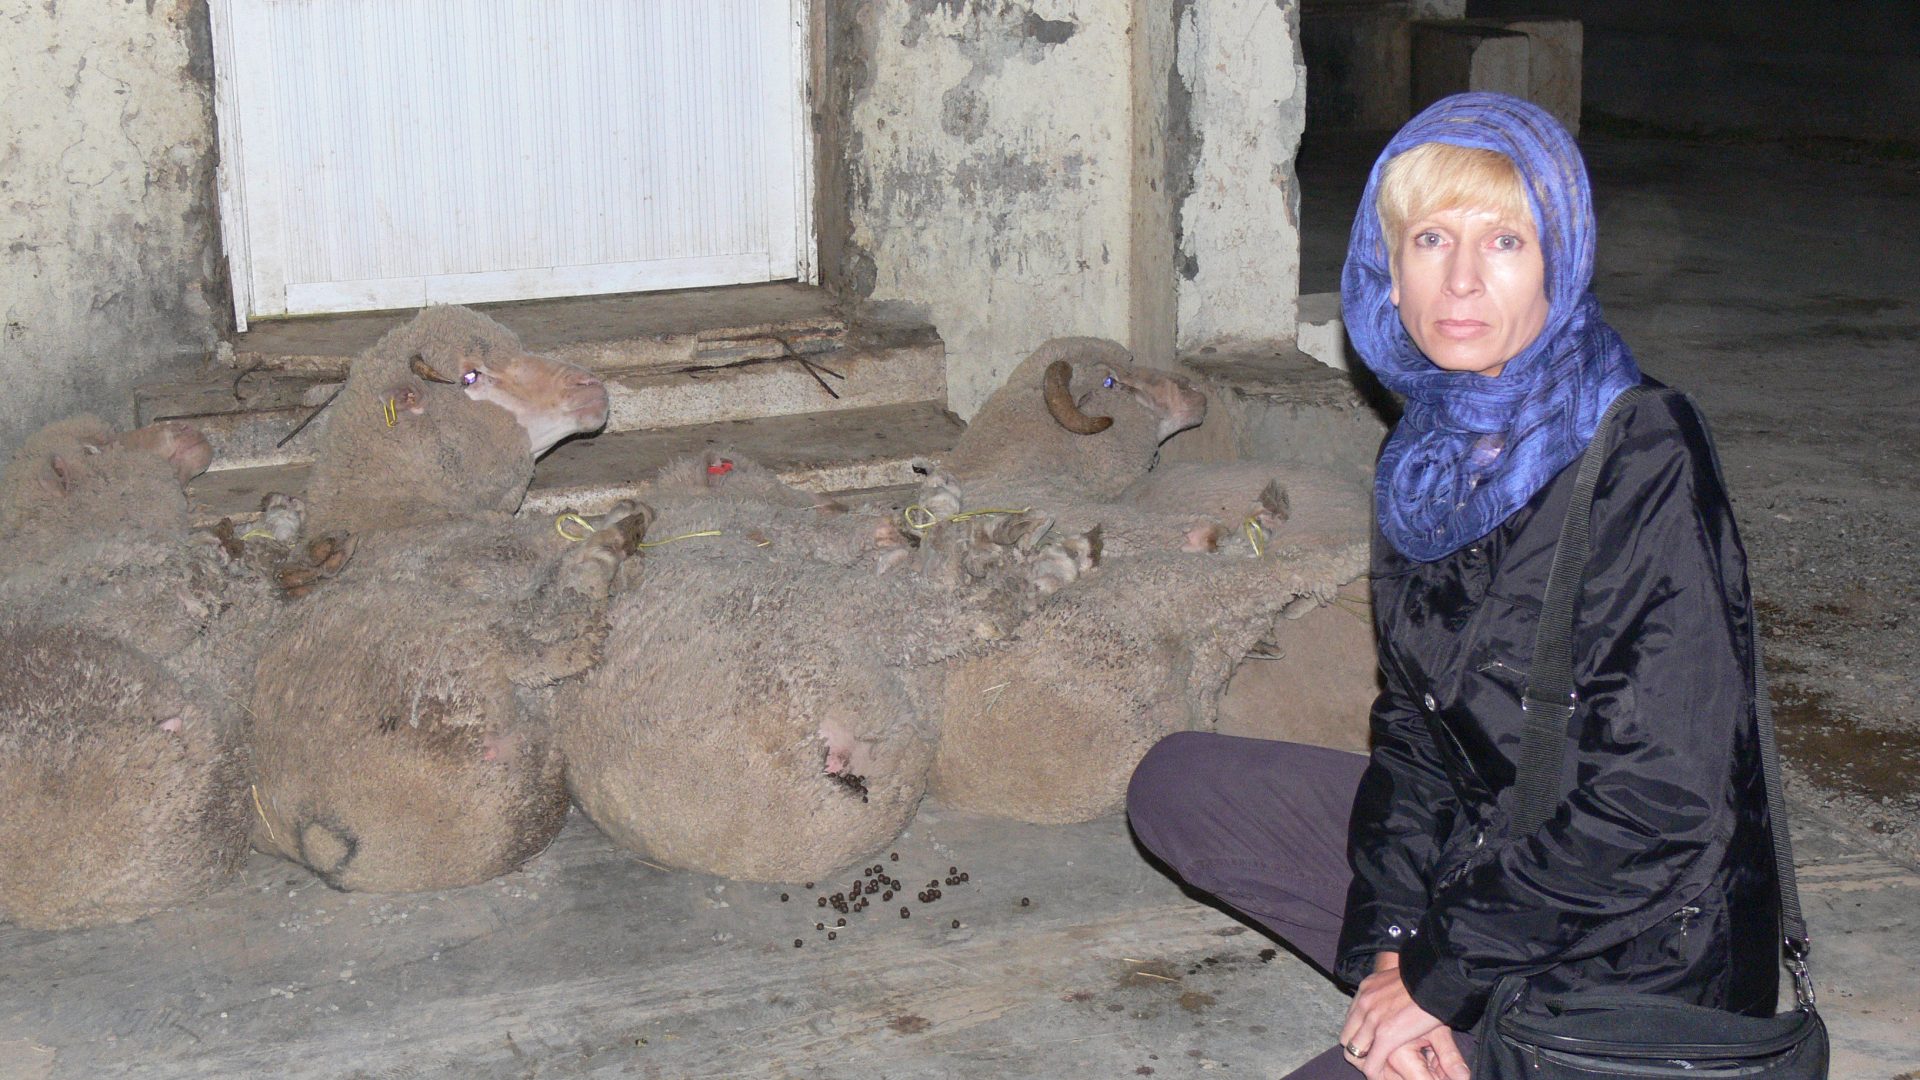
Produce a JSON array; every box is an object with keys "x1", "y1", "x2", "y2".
[{"x1": 382, "y1": 383, "x2": 427, "y2": 416}]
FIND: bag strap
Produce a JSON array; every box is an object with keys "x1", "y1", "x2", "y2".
[{"x1": 1514, "y1": 384, "x2": 1815, "y2": 1007}]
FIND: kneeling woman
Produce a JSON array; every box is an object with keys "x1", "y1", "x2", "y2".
[{"x1": 1127, "y1": 93, "x2": 1780, "y2": 1080}]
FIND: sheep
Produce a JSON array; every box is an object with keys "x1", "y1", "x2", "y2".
[
  {"x1": 927, "y1": 337, "x2": 1208, "y2": 507},
  {"x1": 0, "y1": 417, "x2": 258, "y2": 929},
  {"x1": 1212, "y1": 580, "x2": 1378, "y2": 754},
  {"x1": 244, "y1": 304, "x2": 631, "y2": 892},
  {"x1": 914, "y1": 339, "x2": 1302, "y2": 560},
  {"x1": 875, "y1": 338, "x2": 1377, "y2": 822},
  {"x1": 246, "y1": 503, "x2": 644, "y2": 892},
  {"x1": 555, "y1": 454, "x2": 1060, "y2": 884},
  {"x1": 295, "y1": 303, "x2": 608, "y2": 540},
  {"x1": 0, "y1": 416, "x2": 211, "y2": 581},
  {"x1": 927, "y1": 463, "x2": 1374, "y2": 824}
]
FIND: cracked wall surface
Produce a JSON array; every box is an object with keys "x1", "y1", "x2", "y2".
[{"x1": 0, "y1": 0, "x2": 223, "y2": 457}]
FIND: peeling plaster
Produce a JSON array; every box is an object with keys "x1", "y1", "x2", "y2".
[
  {"x1": 844, "y1": 2, "x2": 1132, "y2": 418},
  {"x1": 0, "y1": 0, "x2": 222, "y2": 455},
  {"x1": 1021, "y1": 11, "x2": 1077, "y2": 45},
  {"x1": 1174, "y1": 0, "x2": 1305, "y2": 351}
]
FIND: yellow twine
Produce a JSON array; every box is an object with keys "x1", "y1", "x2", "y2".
[
  {"x1": 250, "y1": 784, "x2": 278, "y2": 845},
  {"x1": 558, "y1": 511, "x2": 724, "y2": 548},
  {"x1": 555, "y1": 512, "x2": 596, "y2": 542},
  {"x1": 901, "y1": 504, "x2": 1032, "y2": 533},
  {"x1": 383, "y1": 397, "x2": 398, "y2": 428},
  {"x1": 239, "y1": 528, "x2": 277, "y2": 542},
  {"x1": 637, "y1": 529, "x2": 724, "y2": 548},
  {"x1": 952, "y1": 506, "x2": 1031, "y2": 522},
  {"x1": 1244, "y1": 516, "x2": 1269, "y2": 557}
]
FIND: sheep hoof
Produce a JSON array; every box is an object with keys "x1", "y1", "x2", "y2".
[
  {"x1": 307, "y1": 533, "x2": 355, "y2": 571},
  {"x1": 207, "y1": 518, "x2": 245, "y2": 562},
  {"x1": 609, "y1": 510, "x2": 650, "y2": 555}
]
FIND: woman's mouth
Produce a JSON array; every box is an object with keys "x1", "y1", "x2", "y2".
[{"x1": 1434, "y1": 319, "x2": 1490, "y2": 340}]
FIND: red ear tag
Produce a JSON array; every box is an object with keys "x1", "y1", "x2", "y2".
[{"x1": 708, "y1": 459, "x2": 735, "y2": 476}]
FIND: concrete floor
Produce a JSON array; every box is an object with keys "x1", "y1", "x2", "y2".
[{"x1": 4, "y1": 130, "x2": 1919, "y2": 1079}]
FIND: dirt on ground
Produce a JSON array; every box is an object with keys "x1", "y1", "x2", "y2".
[{"x1": 1300, "y1": 126, "x2": 1920, "y2": 864}]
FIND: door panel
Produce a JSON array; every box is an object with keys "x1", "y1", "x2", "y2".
[{"x1": 212, "y1": 0, "x2": 811, "y2": 325}]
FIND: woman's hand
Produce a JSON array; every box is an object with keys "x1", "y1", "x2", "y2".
[{"x1": 1340, "y1": 954, "x2": 1470, "y2": 1080}]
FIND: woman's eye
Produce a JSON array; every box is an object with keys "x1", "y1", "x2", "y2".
[
  {"x1": 1492, "y1": 234, "x2": 1522, "y2": 251},
  {"x1": 461, "y1": 369, "x2": 481, "y2": 386},
  {"x1": 1414, "y1": 230, "x2": 1442, "y2": 247}
]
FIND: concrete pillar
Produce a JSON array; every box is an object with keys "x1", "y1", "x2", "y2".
[
  {"x1": 1173, "y1": 0, "x2": 1307, "y2": 357},
  {"x1": 825, "y1": 1, "x2": 1307, "y2": 419},
  {"x1": 1412, "y1": 21, "x2": 1532, "y2": 112},
  {"x1": 0, "y1": 1, "x2": 223, "y2": 456},
  {"x1": 1412, "y1": 19, "x2": 1583, "y2": 135},
  {"x1": 1127, "y1": 0, "x2": 1181, "y2": 369},
  {"x1": 1502, "y1": 19, "x2": 1583, "y2": 136}
]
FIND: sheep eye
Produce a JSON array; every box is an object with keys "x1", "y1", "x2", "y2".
[{"x1": 461, "y1": 369, "x2": 481, "y2": 386}]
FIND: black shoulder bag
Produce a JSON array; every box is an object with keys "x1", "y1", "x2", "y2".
[{"x1": 1469, "y1": 386, "x2": 1829, "y2": 1079}]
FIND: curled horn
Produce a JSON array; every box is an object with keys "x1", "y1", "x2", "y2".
[
  {"x1": 408, "y1": 352, "x2": 456, "y2": 385},
  {"x1": 1042, "y1": 360, "x2": 1113, "y2": 435}
]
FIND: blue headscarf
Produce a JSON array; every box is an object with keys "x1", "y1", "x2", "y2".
[{"x1": 1343, "y1": 93, "x2": 1641, "y2": 562}]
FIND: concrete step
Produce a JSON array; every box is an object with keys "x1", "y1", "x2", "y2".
[
  {"x1": 186, "y1": 399, "x2": 962, "y2": 528},
  {"x1": 1167, "y1": 345, "x2": 1393, "y2": 484},
  {"x1": 139, "y1": 285, "x2": 946, "y2": 472}
]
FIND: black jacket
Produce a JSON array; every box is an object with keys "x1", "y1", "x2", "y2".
[{"x1": 1336, "y1": 387, "x2": 1781, "y2": 1028}]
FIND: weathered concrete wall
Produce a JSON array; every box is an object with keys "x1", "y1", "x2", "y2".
[
  {"x1": 827, "y1": 1, "x2": 1137, "y2": 419},
  {"x1": 1174, "y1": 0, "x2": 1305, "y2": 354},
  {"x1": 824, "y1": 0, "x2": 1308, "y2": 420},
  {"x1": 0, "y1": 0, "x2": 225, "y2": 457}
]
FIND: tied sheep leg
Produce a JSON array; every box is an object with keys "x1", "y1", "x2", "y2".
[
  {"x1": 504, "y1": 504, "x2": 650, "y2": 686},
  {"x1": 276, "y1": 532, "x2": 357, "y2": 599}
]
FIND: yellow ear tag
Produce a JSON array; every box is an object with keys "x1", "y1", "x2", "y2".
[
  {"x1": 383, "y1": 397, "x2": 398, "y2": 428},
  {"x1": 555, "y1": 512, "x2": 596, "y2": 542},
  {"x1": 1244, "y1": 516, "x2": 1269, "y2": 557}
]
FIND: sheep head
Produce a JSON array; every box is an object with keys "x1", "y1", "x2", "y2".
[
  {"x1": 1100, "y1": 365, "x2": 1208, "y2": 444},
  {"x1": 28, "y1": 419, "x2": 211, "y2": 500},
  {"x1": 1038, "y1": 355, "x2": 1207, "y2": 447},
  {"x1": 302, "y1": 307, "x2": 610, "y2": 536},
  {"x1": 106, "y1": 421, "x2": 214, "y2": 486},
  {"x1": 0, "y1": 417, "x2": 208, "y2": 560},
  {"x1": 404, "y1": 326, "x2": 608, "y2": 457}
]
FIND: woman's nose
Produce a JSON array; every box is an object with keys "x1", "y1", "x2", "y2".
[{"x1": 1445, "y1": 250, "x2": 1484, "y2": 296}]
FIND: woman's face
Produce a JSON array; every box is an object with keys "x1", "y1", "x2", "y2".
[{"x1": 1389, "y1": 204, "x2": 1549, "y2": 378}]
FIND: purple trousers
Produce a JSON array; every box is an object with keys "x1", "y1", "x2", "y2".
[{"x1": 1126, "y1": 731, "x2": 1473, "y2": 1080}]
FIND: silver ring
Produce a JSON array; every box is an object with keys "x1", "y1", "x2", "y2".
[{"x1": 1347, "y1": 1042, "x2": 1368, "y2": 1059}]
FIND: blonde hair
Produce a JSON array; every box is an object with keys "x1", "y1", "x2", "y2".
[{"x1": 1376, "y1": 142, "x2": 1534, "y2": 248}]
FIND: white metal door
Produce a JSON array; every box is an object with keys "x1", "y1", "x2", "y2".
[{"x1": 210, "y1": 0, "x2": 813, "y2": 328}]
